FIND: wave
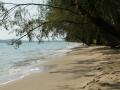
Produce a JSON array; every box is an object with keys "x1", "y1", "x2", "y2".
[{"x1": 0, "y1": 42, "x2": 82, "y2": 85}]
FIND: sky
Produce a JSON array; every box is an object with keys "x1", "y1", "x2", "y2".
[{"x1": 0, "y1": 0, "x2": 46, "y2": 40}]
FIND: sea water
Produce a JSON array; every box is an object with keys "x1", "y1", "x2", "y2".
[{"x1": 0, "y1": 41, "x2": 81, "y2": 85}]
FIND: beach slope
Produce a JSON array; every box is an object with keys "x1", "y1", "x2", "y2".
[{"x1": 0, "y1": 46, "x2": 120, "y2": 90}]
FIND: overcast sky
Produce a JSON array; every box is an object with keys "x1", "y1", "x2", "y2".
[{"x1": 0, "y1": 0, "x2": 45, "y2": 40}]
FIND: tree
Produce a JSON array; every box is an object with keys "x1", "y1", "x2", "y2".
[
  {"x1": 46, "y1": 0, "x2": 120, "y2": 47},
  {"x1": 0, "y1": 0, "x2": 120, "y2": 48}
]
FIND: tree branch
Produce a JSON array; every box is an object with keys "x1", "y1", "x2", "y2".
[
  {"x1": 10, "y1": 19, "x2": 87, "y2": 44},
  {"x1": 1, "y1": 3, "x2": 80, "y2": 16}
]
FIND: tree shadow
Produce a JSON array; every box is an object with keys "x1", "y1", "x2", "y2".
[
  {"x1": 102, "y1": 50, "x2": 120, "y2": 55},
  {"x1": 49, "y1": 59, "x2": 102, "y2": 79},
  {"x1": 99, "y1": 82, "x2": 120, "y2": 90},
  {"x1": 57, "y1": 85, "x2": 76, "y2": 90},
  {"x1": 71, "y1": 59, "x2": 97, "y2": 64},
  {"x1": 89, "y1": 46, "x2": 120, "y2": 55},
  {"x1": 90, "y1": 46, "x2": 110, "y2": 51}
]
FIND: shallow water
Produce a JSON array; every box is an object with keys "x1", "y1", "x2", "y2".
[{"x1": 0, "y1": 41, "x2": 81, "y2": 85}]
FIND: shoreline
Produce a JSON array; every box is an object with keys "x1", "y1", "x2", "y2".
[
  {"x1": 0, "y1": 46, "x2": 120, "y2": 90},
  {"x1": 0, "y1": 50, "x2": 66, "y2": 87},
  {"x1": 0, "y1": 42, "x2": 81, "y2": 87}
]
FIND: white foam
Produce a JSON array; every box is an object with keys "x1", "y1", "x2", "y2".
[
  {"x1": 53, "y1": 42, "x2": 82, "y2": 56},
  {"x1": 66, "y1": 42, "x2": 82, "y2": 49},
  {"x1": 30, "y1": 67, "x2": 40, "y2": 72},
  {"x1": 0, "y1": 42, "x2": 82, "y2": 86}
]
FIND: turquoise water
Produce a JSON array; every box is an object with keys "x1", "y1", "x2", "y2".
[{"x1": 0, "y1": 41, "x2": 80, "y2": 85}]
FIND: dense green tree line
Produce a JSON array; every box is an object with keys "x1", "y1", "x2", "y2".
[
  {"x1": 0, "y1": 0, "x2": 120, "y2": 48},
  {"x1": 46, "y1": 0, "x2": 120, "y2": 48}
]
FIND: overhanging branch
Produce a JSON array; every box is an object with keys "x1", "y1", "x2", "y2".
[
  {"x1": 10, "y1": 19, "x2": 87, "y2": 44},
  {"x1": 1, "y1": 3, "x2": 80, "y2": 16}
]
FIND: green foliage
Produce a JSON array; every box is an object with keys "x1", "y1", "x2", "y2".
[
  {"x1": 46, "y1": 0, "x2": 120, "y2": 46},
  {"x1": 0, "y1": 0, "x2": 120, "y2": 47}
]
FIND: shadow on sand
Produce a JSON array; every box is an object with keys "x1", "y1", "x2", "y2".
[{"x1": 99, "y1": 82, "x2": 120, "y2": 90}]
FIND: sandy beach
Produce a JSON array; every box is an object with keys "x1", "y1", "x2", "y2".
[{"x1": 0, "y1": 46, "x2": 120, "y2": 90}]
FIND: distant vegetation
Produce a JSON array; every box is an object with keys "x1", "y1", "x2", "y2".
[{"x1": 0, "y1": 0, "x2": 120, "y2": 48}]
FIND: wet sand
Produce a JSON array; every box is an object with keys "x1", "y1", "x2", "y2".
[{"x1": 0, "y1": 46, "x2": 120, "y2": 90}]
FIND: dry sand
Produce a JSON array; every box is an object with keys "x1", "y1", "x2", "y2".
[{"x1": 0, "y1": 46, "x2": 120, "y2": 90}]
